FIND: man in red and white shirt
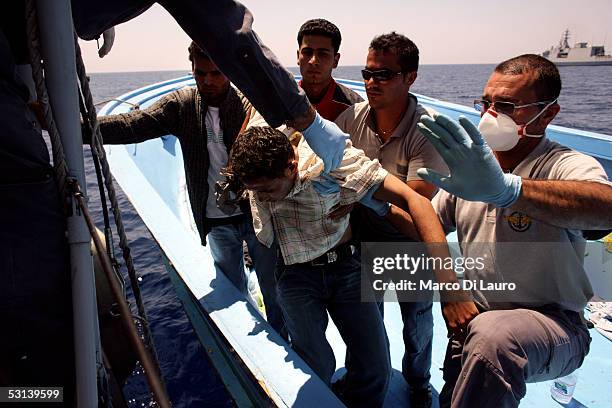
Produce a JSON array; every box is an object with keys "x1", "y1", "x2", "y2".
[{"x1": 296, "y1": 19, "x2": 363, "y2": 122}]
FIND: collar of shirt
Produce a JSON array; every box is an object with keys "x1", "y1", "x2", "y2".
[
  {"x1": 298, "y1": 79, "x2": 336, "y2": 105},
  {"x1": 511, "y1": 136, "x2": 552, "y2": 178}
]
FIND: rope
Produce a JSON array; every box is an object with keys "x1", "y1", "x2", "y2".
[
  {"x1": 73, "y1": 33, "x2": 167, "y2": 389},
  {"x1": 79, "y1": 93, "x2": 117, "y2": 268},
  {"x1": 24, "y1": 0, "x2": 70, "y2": 214}
]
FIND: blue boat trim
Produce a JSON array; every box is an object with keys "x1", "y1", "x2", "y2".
[{"x1": 104, "y1": 75, "x2": 193, "y2": 113}]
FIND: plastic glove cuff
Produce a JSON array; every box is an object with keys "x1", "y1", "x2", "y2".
[
  {"x1": 493, "y1": 174, "x2": 522, "y2": 208},
  {"x1": 300, "y1": 111, "x2": 323, "y2": 141},
  {"x1": 375, "y1": 202, "x2": 391, "y2": 217},
  {"x1": 359, "y1": 183, "x2": 391, "y2": 216}
]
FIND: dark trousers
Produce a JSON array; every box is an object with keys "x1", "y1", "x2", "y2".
[
  {"x1": 1, "y1": 30, "x2": 74, "y2": 400},
  {"x1": 379, "y1": 300, "x2": 433, "y2": 390},
  {"x1": 276, "y1": 253, "x2": 391, "y2": 408},
  {"x1": 0, "y1": 178, "x2": 74, "y2": 396},
  {"x1": 440, "y1": 308, "x2": 591, "y2": 408},
  {"x1": 207, "y1": 217, "x2": 286, "y2": 339}
]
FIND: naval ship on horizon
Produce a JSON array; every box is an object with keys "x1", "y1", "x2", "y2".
[{"x1": 542, "y1": 29, "x2": 612, "y2": 66}]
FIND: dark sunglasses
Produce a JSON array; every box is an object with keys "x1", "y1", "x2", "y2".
[
  {"x1": 361, "y1": 68, "x2": 402, "y2": 82},
  {"x1": 473, "y1": 99, "x2": 555, "y2": 116}
]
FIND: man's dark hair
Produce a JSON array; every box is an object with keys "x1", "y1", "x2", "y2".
[
  {"x1": 226, "y1": 127, "x2": 295, "y2": 183},
  {"x1": 297, "y1": 19, "x2": 342, "y2": 53},
  {"x1": 188, "y1": 41, "x2": 210, "y2": 63},
  {"x1": 494, "y1": 54, "x2": 561, "y2": 101},
  {"x1": 369, "y1": 32, "x2": 419, "y2": 73}
]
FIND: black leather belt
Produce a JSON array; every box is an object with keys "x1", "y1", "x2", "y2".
[
  {"x1": 205, "y1": 214, "x2": 247, "y2": 228},
  {"x1": 308, "y1": 242, "x2": 354, "y2": 266}
]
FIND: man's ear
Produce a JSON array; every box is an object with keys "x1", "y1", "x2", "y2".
[
  {"x1": 404, "y1": 71, "x2": 417, "y2": 88},
  {"x1": 287, "y1": 159, "x2": 299, "y2": 175},
  {"x1": 296, "y1": 49, "x2": 300, "y2": 66},
  {"x1": 333, "y1": 53, "x2": 340, "y2": 69},
  {"x1": 540, "y1": 102, "x2": 560, "y2": 127}
]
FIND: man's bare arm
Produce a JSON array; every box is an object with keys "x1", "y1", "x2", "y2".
[
  {"x1": 407, "y1": 180, "x2": 437, "y2": 200},
  {"x1": 372, "y1": 174, "x2": 479, "y2": 336},
  {"x1": 384, "y1": 205, "x2": 419, "y2": 241},
  {"x1": 373, "y1": 175, "x2": 445, "y2": 245},
  {"x1": 381, "y1": 180, "x2": 435, "y2": 238},
  {"x1": 329, "y1": 179, "x2": 436, "y2": 229},
  {"x1": 514, "y1": 180, "x2": 612, "y2": 230},
  {"x1": 372, "y1": 175, "x2": 458, "y2": 286}
]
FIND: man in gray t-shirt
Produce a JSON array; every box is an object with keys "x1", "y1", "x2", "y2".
[
  {"x1": 335, "y1": 32, "x2": 447, "y2": 407},
  {"x1": 418, "y1": 54, "x2": 612, "y2": 408}
]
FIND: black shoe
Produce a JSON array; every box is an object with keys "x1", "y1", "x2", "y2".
[
  {"x1": 331, "y1": 374, "x2": 348, "y2": 398},
  {"x1": 409, "y1": 384, "x2": 432, "y2": 408}
]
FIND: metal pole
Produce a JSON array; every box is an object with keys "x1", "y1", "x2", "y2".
[
  {"x1": 73, "y1": 185, "x2": 172, "y2": 408},
  {"x1": 35, "y1": 1, "x2": 99, "y2": 406}
]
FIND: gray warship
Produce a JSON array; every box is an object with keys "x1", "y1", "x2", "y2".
[{"x1": 542, "y1": 29, "x2": 612, "y2": 66}]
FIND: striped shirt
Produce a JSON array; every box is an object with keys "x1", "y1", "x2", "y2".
[{"x1": 249, "y1": 135, "x2": 388, "y2": 265}]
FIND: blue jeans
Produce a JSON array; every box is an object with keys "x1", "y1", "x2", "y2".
[
  {"x1": 355, "y1": 246, "x2": 433, "y2": 391},
  {"x1": 276, "y1": 253, "x2": 391, "y2": 408},
  {"x1": 381, "y1": 300, "x2": 433, "y2": 390},
  {"x1": 207, "y1": 217, "x2": 285, "y2": 338}
]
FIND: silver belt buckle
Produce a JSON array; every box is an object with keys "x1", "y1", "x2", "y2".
[{"x1": 326, "y1": 250, "x2": 338, "y2": 263}]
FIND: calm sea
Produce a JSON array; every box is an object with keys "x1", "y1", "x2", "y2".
[{"x1": 86, "y1": 65, "x2": 612, "y2": 407}]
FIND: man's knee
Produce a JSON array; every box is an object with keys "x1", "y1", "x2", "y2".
[{"x1": 463, "y1": 312, "x2": 525, "y2": 371}]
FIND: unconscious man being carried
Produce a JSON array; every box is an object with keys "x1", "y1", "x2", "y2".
[{"x1": 223, "y1": 125, "x2": 474, "y2": 407}]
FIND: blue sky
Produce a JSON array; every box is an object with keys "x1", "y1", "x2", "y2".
[{"x1": 80, "y1": 0, "x2": 612, "y2": 72}]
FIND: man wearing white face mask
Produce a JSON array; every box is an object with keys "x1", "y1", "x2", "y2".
[
  {"x1": 416, "y1": 54, "x2": 612, "y2": 408},
  {"x1": 476, "y1": 98, "x2": 557, "y2": 152}
]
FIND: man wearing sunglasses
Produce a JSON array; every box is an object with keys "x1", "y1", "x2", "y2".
[
  {"x1": 296, "y1": 19, "x2": 363, "y2": 121},
  {"x1": 418, "y1": 54, "x2": 612, "y2": 407},
  {"x1": 334, "y1": 32, "x2": 465, "y2": 408}
]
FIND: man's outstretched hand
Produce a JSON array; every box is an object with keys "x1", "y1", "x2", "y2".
[{"x1": 416, "y1": 114, "x2": 522, "y2": 208}]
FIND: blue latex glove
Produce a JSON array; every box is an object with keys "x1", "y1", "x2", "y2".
[
  {"x1": 359, "y1": 183, "x2": 391, "y2": 217},
  {"x1": 312, "y1": 173, "x2": 341, "y2": 195},
  {"x1": 416, "y1": 114, "x2": 522, "y2": 208},
  {"x1": 301, "y1": 112, "x2": 348, "y2": 173}
]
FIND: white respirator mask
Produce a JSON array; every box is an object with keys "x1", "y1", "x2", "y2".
[{"x1": 478, "y1": 100, "x2": 556, "y2": 151}]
